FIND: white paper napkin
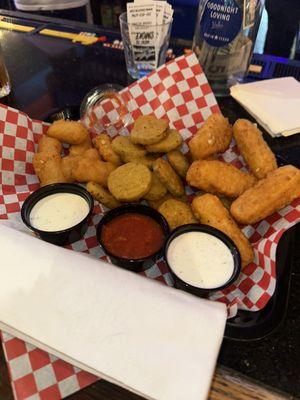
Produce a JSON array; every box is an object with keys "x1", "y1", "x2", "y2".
[
  {"x1": 0, "y1": 223, "x2": 226, "y2": 400},
  {"x1": 230, "y1": 77, "x2": 300, "y2": 137}
]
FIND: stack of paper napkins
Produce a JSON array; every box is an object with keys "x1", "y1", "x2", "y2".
[
  {"x1": 0, "y1": 222, "x2": 226, "y2": 400},
  {"x1": 230, "y1": 77, "x2": 300, "y2": 137}
]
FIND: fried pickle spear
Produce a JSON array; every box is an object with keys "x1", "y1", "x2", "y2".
[
  {"x1": 188, "y1": 114, "x2": 232, "y2": 160},
  {"x1": 73, "y1": 159, "x2": 116, "y2": 187},
  {"x1": 130, "y1": 115, "x2": 168, "y2": 145},
  {"x1": 186, "y1": 159, "x2": 256, "y2": 198},
  {"x1": 146, "y1": 129, "x2": 182, "y2": 153},
  {"x1": 167, "y1": 150, "x2": 190, "y2": 179},
  {"x1": 153, "y1": 158, "x2": 184, "y2": 197},
  {"x1": 86, "y1": 182, "x2": 120, "y2": 209},
  {"x1": 192, "y1": 194, "x2": 254, "y2": 268},
  {"x1": 47, "y1": 120, "x2": 88, "y2": 145},
  {"x1": 93, "y1": 134, "x2": 122, "y2": 165},
  {"x1": 108, "y1": 162, "x2": 152, "y2": 202},
  {"x1": 233, "y1": 119, "x2": 277, "y2": 179},
  {"x1": 159, "y1": 199, "x2": 197, "y2": 230},
  {"x1": 231, "y1": 165, "x2": 300, "y2": 225},
  {"x1": 144, "y1": 173, "x2": 167, "y2": 201},
  {"x1": 69, "y1": 136, "x2": 92, "y2": 157}
]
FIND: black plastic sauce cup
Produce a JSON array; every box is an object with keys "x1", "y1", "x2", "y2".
[
  {"x1": 21, "y1": 183, "x2": 94, "y2": 246},
  {"x1": 164, "y1": 224, "x2": 241, "y2": 297},
  {"x1": 97, "y1": 204, "x2": 169, "y2": 272}
]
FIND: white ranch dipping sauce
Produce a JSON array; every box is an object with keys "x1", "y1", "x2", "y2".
[
  {"x1": 30, "y1": 193, "x2": 90, "y2": 232},
  {"x1": 167, "y1": 231, "x2": 234, "y2": 289}
]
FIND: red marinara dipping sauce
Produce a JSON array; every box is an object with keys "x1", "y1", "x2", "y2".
[{"x1": 101, "y1": 213, "x2": 165, "y2": 259}]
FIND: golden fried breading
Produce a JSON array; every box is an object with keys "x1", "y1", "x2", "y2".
[
  {"x1": 158, "y1": 199, "x2": 197, "y2": 230},
  {"x1": 93, "y1": 134, "x2": 122, "y2": 165},
  {"x1": 130, "y1": 115, "x2": 168, "y2": 145},
  {"x1": 112, "y1": 136, "x2": 147, "y2": 161},
  {"x1": 73, "y1": 158, "x2": 116, "y2": 187},
  {"x1": 120, "y1": 153, "x2": 158, "y2": 169},
  {"x1": 153, "y1": 158, "x2": 184, "y2": 197},
  {"x1": 188, "y1": 114, "x2": 232, "y2": 160},
  {"x1": 39, "y1": 158, "x2": 68, "y2": 186},
  {"x1": 86, "y1": 181, "x2": 120, "y2": 209},
  {"x1": 61, "y1": 150, "x2": 100, "y2": 183},
  {"x1": 192, "y1": 194, "x2": 254, "y2": 268},
  {"x1": 147, "y1": 193, "x2": 188, "y2": 210},
  {"x1": 33, "y1": 152, "x2": 61, "y2": 177},
  {"x1": 233, "y1": 119, "x2": 277, "y2": 179},
  {"x1": 146, "y1": 129, "x2": 182, "y2": 153},
  {"x1": 231, "y1": 165, "x2": 300, "y2": 225},
  {"x1": 38, "y1": 136, "x2": 62, "y2": 155},
  {"x1": 167, "y1": 150, "x2": 190, "y2": 178},
  {"x1": 107, "y1": 162, "x2": 152, "y2": 202},
  {"x1": 61, "y1": 155, "x2": 79, "y2": 183},
  {"x1": 82, "y1": 148, "x2": 100, "y2": 161},
  {"x1": 69, "y1": 136, "x2": 92, "y2": 157},
  {"x1": 186, "y1": 160, "x2": 256, "y2": 198},
  {"x1": 144, "y1": 173, "x2": 167, "y2": 201},
  {"x1": 46, "y1": 120, "x2": 88, "y2": 145}
]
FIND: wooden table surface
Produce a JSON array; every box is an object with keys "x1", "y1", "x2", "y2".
[{"x1": 0, "y1": 339, "x2": 291, "y2": 400}]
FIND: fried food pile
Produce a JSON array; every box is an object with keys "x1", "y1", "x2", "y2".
[{"x1": 33, "y1": 114, "x2": 300, "y2": 268}]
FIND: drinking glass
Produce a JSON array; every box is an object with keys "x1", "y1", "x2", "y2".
[
  {"x1": 119, "y1": 12, "x2": 173, "y2": 80},
  {"x1": 0, "y1": 44, "x2": 10, "y2": 98}
]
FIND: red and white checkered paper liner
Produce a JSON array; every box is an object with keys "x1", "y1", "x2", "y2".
[{"x1": 0, "y1": 53, "x2": 299, "y2": 400}]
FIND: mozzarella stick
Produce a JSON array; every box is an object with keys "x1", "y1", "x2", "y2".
[
  {"x1": 69, "y1": 136, "x2": 92, "y2": 157},
  {"x1": 73, "y1": 158, "x2": 116, "y2": 187},
  {"x1": 39, "y1": 158, "x2": 68, "y2": 186},
  {"x1": 192, "y1": 194, "x2": 254, "y2": 268},
  {"x1": 186, "y1": 159, "x2": 256, "y2": 198},
  {"x1": 38, "y1": 136, "x2": 62, "y2": 154},
  {"x1": 46, "y1": 120, "x2": 88, "y2": 145},
  {"x1": 188, "y1": 114, "x2": 232, "y2": 160},
  {"x1": 233, "y1": 119, "x2": 277, "y2": 179},
  {"x1": 231, "y1": 165, "x2": 300, "y2": 225}
]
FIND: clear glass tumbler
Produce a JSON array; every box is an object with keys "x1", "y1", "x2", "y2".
[
  {"x1": 0, "y1": 44, "x2": 11, "y2": 98},
  {"x1": 119, "y1": 12, "x2": 173, "y2": 80},
  {"x1": 80, "y1": 83, "x2": 133, "y2": 136}
]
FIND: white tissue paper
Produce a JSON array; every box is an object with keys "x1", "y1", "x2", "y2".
[
  {"x1": 230, "y1": 77, "x2": 300, "y2": 137},
  {"x1": 0, "y1": 223, "x2": 226, "y2": 400}
]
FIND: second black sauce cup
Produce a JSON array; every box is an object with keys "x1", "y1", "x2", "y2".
[
  {"x1": 97, "y1": 204, "x2": 169, "y2": 272},
  {"x1": 164, "y1": 224, "x2": 242, "y2": 297}
]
